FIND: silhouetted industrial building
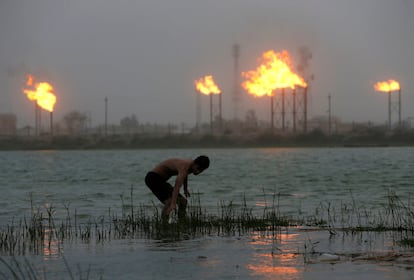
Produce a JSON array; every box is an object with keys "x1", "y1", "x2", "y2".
[{"x1": 0, "y1": 114, "x2": 17, "y2": 136}]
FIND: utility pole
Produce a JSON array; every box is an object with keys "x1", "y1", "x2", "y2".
[
  {"x1": 196, "y1": 90, "x2": 201, "y2": 133},
  {"x1": 328, "y1": 93, "x2": 331, "y2": 135},
  {"x1": 398, "y1": 88, "x2": 402, "y2": 127},
  {"x1": 105, "y1": 97, "x2": 108, "y2": 137},
  {"x1": 232, "y1": 44, "x2": 241, "y2": 120}
]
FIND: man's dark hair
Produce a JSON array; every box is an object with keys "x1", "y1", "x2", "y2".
[{"x1": 194, "y1": 155, "x2": 209, "y2": 170}]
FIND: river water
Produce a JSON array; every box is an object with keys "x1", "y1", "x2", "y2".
[{"x1": 0, "y1": 147, "x2": 413, "y2": 279}]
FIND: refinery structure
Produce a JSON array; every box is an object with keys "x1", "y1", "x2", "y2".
[{"x1": 0, "y1": 45, "x2": 413, "y2": 145}]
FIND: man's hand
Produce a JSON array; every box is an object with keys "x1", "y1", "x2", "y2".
[{"x1": 166, "y1": 204, "x2": 176, "y2": 216}]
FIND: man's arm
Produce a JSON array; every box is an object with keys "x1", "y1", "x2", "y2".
[
  {"x1": 183, "y1": 176, "x2": 190, "y2": 197},
  {"x1": 167, "y1": 166, "x2": 189, "y2": 214}
]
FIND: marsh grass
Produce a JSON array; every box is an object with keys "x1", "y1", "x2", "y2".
[
  {"x1": 0, "y1": 255, "x2": 103, "y2": 280},
  {"x1": 112, "y1": 192, "x2": 290, "y2": 241},
  {"x1": 0, "y1": 191, "x2": 292, "y2": 256},
  {"x1": 1, "y1": 190, "x2": 413, "y2": 257},
  {"x1": 303, "y1": 190, "x2": 414, "y2": 243},
  {"x1": 0, "y1": 256, "x2": 42, "y2": 280},
  {"x1": 1, "y1": 190, "x2": 412, "y2": 280}
]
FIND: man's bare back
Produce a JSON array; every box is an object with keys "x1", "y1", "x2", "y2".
[{"x1": 151, "y1": 158, "x2": 193, "y2": 181}]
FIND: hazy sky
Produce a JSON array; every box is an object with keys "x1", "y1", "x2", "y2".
[{"x1": 1, "y1": 0, "x2": 413, "y2": 127}]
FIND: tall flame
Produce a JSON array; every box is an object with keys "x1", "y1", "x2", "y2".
[
  {"x1": 242, "y1": 50, "x2": 307, "y2": 97},
  {"x1": 195, "y1": 75, "x2": 221, "y2": 95},
  {"x1": 374, "y1": 80, "x2": 400, "y2": 92},
  {"x1": 23, "y1": 75, "x2": 57, "y2": 112}
]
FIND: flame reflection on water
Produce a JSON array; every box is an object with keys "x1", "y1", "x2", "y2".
[
  {"x1": 247, "y1": 231, "x2": 303, "y2": 279},
  {"x1": 247, "y1": 253, "x2": 301, "y2": 280},
  {"x1": 43, "y1": 228, "x2": 62, "y2": 260}
]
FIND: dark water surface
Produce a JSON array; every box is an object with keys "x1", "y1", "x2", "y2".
[{"x1": 0, "y1": 147, "x2": 413, "y2": 279}]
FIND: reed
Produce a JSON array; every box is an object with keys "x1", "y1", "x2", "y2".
[
  {"x1": 0, "y1": 190, "x2": 413, "y2": 257},
  {"x1": 0, "y1": 255, "x2": 102, "y2": 280},
  {"x1": 0, "y1": 256, "x2": 41, "y2": 280},
  {"x1": 303, "y1": 190, "x2": 414, "y2": 243},
  {"x1": 0, "y1": 193, "x2": 293, "y2": 256}
]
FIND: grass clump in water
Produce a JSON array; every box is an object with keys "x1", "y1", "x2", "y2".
[
  {"x1": 303, "y1": 190, "x2": 414, "y2": 245},
  {"x1": 0, "y1": 191, "x2": 293, "y2": 256},
  {"x1": 0, "y1": 255, "x2": 103, "y2": 280},
  {"x1": 1, "y1": 189, "x2": 412, "y2": 256}
]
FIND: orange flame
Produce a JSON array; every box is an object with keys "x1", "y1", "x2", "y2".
[
  {"x1": 23, "y1": 75, "x2": 57, "y2": 112},
  {"x1": 374, "y1": 80, "x2": 400, "y2": 92},
  {"x1": 195, "y1": 75, "x2": 221, "y2": 95},
  {"x1": 242, "y1": 50, "x2": 307, "y2": 97},
  {"x1": 27, "y1": 75, "x2": 34, "y2": 86}
]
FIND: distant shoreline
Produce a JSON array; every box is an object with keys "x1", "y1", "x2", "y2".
[{"x1": 0, "y1": 132, "x2": 413, "y2": 150}]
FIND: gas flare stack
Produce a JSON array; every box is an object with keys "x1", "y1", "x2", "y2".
[
  {"x1": 272, "y1": 86, "x2": 308, "y2": 133},
  {"x1": 23, "y1": 75, "x2": 57, "y2": 137},
  {"x1": 242, "y1": 50, "x2": 308, "y2": 133},
  {"x1": 194, "y1": 75, "x2": 222, "y2": 133},
  {"x1": 374, "y1": 80, "x2": 401, "y2": 129}
]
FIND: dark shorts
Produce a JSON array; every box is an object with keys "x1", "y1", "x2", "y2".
[{"x1": 145, "y1": 172, "x2": 184, "y2": 203}]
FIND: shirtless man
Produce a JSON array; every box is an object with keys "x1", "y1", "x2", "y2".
[{"x1": 145, "y1": 155, "x2": 210, "y2": 217}]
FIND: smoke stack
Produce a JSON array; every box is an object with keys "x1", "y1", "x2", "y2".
[
  {"x1": 219, "y1": 92, "x2": 222, "y2": 131},
  {"x1": 232, "y1": 44, "x2": 241, "y2": 120},
  {"x1": 292, "y1": 88, "x2": 297, "y2": 132},
  {"x1": 304, "y1": 86, "x2": 308, "y2": 133},
  {"x1": 50, "y1": 111, "x2": 53, "y2": 136},
  {"x1": 35, "y1": 103, "x2": 41, "y2": 136},
  {"x1": 105, "y1": 97, "x2": 108, "y2": 136},
  {"x1": 210, "y1": 94, "x2": 213, "y2": 132},
  {"x1": 270, "y1": 94, "x2": 274, "y2": 131},
  {"x1": 281, "y1": 88, "x2": 286, "y2": 131},
  {"x1": 196, "y1": 90, "x2": 201, "y2": 133},
  {"x1": 398, "y1": 88, "x2": 402, "y2": 127},
  {"x1": 388, "y1": 91, "x2": 392, "y2": 129}
]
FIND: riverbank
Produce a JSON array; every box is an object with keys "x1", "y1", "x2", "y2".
[{"x1": 1, "y1": 129, "x2": 413, "y2": 150}]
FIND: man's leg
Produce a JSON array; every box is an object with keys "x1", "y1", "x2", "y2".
[
  {"x1": 162, "y1": 198, "x2": 172, "y2": 218},
  {"x1": 162, "y1": 195, "x2": 187, "y2": 218},
  {"x1": 146, "y1": 173, "x2": 173, "y2": 218}
]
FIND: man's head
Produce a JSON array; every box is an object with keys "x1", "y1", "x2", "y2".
[{"x1": 192, "y1": 155, "x2": 210, "y2": 175}]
